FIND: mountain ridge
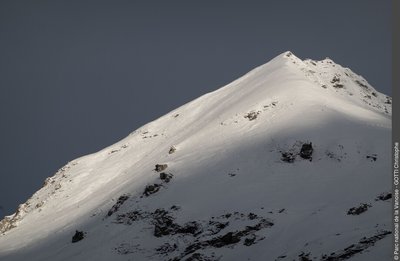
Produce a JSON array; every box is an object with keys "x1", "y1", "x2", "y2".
[{"x1": 0, "y1": 51, "x2": 392, "y2": 261}]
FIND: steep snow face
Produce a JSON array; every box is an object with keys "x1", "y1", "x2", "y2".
[{"x1": 0, "y1": 52, "x2": 392, "y2": 261}]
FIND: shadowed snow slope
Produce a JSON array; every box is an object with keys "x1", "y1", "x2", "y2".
[{"x1": 0, "y1": 52, "x2": 392, "y2": 261}]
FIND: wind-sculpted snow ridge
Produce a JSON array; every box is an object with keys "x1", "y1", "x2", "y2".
[{"x1": 0, "y1": 51, "x2": 391, "y2": 261}]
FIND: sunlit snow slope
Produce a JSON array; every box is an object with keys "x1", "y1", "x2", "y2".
[{"x1": 0, "y1": 52, "x2": 392, "y2": 261}]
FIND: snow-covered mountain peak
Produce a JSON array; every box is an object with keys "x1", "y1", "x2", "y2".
[
  {"x1": 0, "y1": 52, "x2": 392, "y2": 261},
  {"x1": 276, "y1": 51, "x2": 390, "y2": 115}
]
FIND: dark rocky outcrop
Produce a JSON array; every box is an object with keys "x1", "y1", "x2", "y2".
[
  {"x1": 244, "y1": 111, "x2": 260, "y2": 121},
  {"x1": 160, "y1": 172, "x2": 173, "y2": 183},
  {"x1": 298, "y1": 252, "x2": 312, "y2": 261},
  {"x1": 177, "y1": 221, "x2": 202, "y2": 236},
  {"x1": 71, "y1": 230, "x2": 85, "y2": 243},
  {"x1": 177, "y1": 218, "x2": 273, "y2": 259},
  {"x1": 156, "y1": 243, "x2": 178, "y2": 255},
  {"x1": 375, "y1": 192, "x2": 392, "y2": 201},
  {"x1": 0, "y1": 203, "x2": 30, "y2": 233},
  {"x1": 366, "y1": 154, "x2": 377, "y2": 162},
  {"x1": 169, "y1": 146, "x2": 177, "y2": 154},
  {"x1": 321, "y1": 230, "x2": 391, "y2": 260},
  {"x1": 113, "y1": 208, "x2": 273, "y2": 259},
  {"x1": 331, "y1": 75, "x2": 344, "y2": 88},
  {"x1": 243, "y1": 235, "x2": 256, "y2": 246},
  {"x1": 300, "y1": 142, "x2": 313, "y2": 161},
  {"x1": 155, "y1": 164, "x2": 168, "y2": 172},
  {"x1": 331, "y1": 75, "x2": 340, "y2": 83},
  {"x1": 153, "y1": 210, "x2": 202, "y2": 238},
  {"x1": 280, "y1": 141, "x2": 314, "y2": 163},
  {"x1": 355, "y1": 80, "x2": 368, "y2": 88},
  {"x1": 333, "y1": 83, "x2": 344, "y2": 88},
  {"x1": 115, "y1": 210, "x2": 144, "y2": 225},
  {"x1": 153, "y1": 211, "x2": 179, "y2": 237},
  {"x1": 207, "y1": 221, "x2": 229, "y2": 235},
  {"x1": 208, "y1": 231, "x2": 241, "y2": 247},
  {"x1": 347, "y1": 203, "x2": 371, "y2": 215},
  {"x1": 281, "y1": 152, "x2": 296, "y2": 163},
  {"x1": 143, "y1": 184, "x2": 162, "y2": 196},
  {"x1": 154, "y1": 222, "x2": 180, "y2": 237},
  {"x1": 107, "y1": 194, "x2": 130, "y2": 216},
  {"x1": 248, "y1": 213, "x2": 258, "y2": 220}
]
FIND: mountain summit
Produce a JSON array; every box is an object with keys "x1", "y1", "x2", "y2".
[{"x1": 0, "y1": 52, "x2": 392, "y2": 261}]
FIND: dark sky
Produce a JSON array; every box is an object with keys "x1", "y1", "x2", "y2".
[{"x1": 0, "y1": 0, "x2": 391, "y2": 217}]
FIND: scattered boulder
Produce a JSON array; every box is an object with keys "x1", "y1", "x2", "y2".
[
  {"x1": 280, "y1": 141, "x2": 314, "y2": 163},
  {"x1": 366, "y1": 154, "x2": 377, "y2": 162},
  {"x1": 300, "y1": 142, "x2": 313, "y2": 161},
  {"x1": 178, "y1": 221, "x2": 202, "y2": 235},
  {"x1": 347, "y1": 203, "x2": 371, "y2": 215},
  {"x1": 169, "y1": 146, "x2": 177, "y2": 154},
  {"x1": 331, "y1": 75, "x2": 340, "y2": 84},
  {"x1": 298, "y1": 252, "x2": 312, "y2": 261},
  {"x1": 244, "y1": 111, "x2": 260, "y2": 121},
  {"x1": 107, "y1": 194, "x2": 130, "y2": 216},
  {"x1": 160, "y1": 172, "x2": 173, "y2": 183},
  {"x1": 281, "y1": 152, "x2": 296, "y2": 163},
  {"x1": 355, "y1": 80, "x2": 368, "y2": 89},
  {"x1": 331, "y1": 75, "x2": 343, "y2": 88},
  {"x1": 376, "y1": 192, "x2": 392, "y2": 201},
  {"x1": 143, "y1": 184, "x2": 161, "y2": 196},
  {"x1": 243, "y1": 235, "x2": 256, "y2": 246},
  {"x1": 170, "y1": 205, "x2": 181, "y2": 211},
  {"x1": 71, "y1": 230, "x2": 85, "y2": 243},
  {"x1": 35, "y1": 201, "x2": 44, "y2": 209},
  {"x1": 333, "y1": 83, "x2": 344, "y2": 88},
  {"x1": 326, "y1": 151, "x2": 342, "y2": 162},
  {"x1": 248, "y1": 213, "x2": 258, "y2": 220},
  {"x1": 329, "y1": 73, "x2": 344, "y2": 82},
  {"x1": 155, "y1": 164, "x2": 168, "y2": 172}
]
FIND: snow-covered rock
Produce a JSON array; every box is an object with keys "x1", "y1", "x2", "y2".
[{"x1": 0, "y1": 51, "x2": 392, "y2": 261}]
